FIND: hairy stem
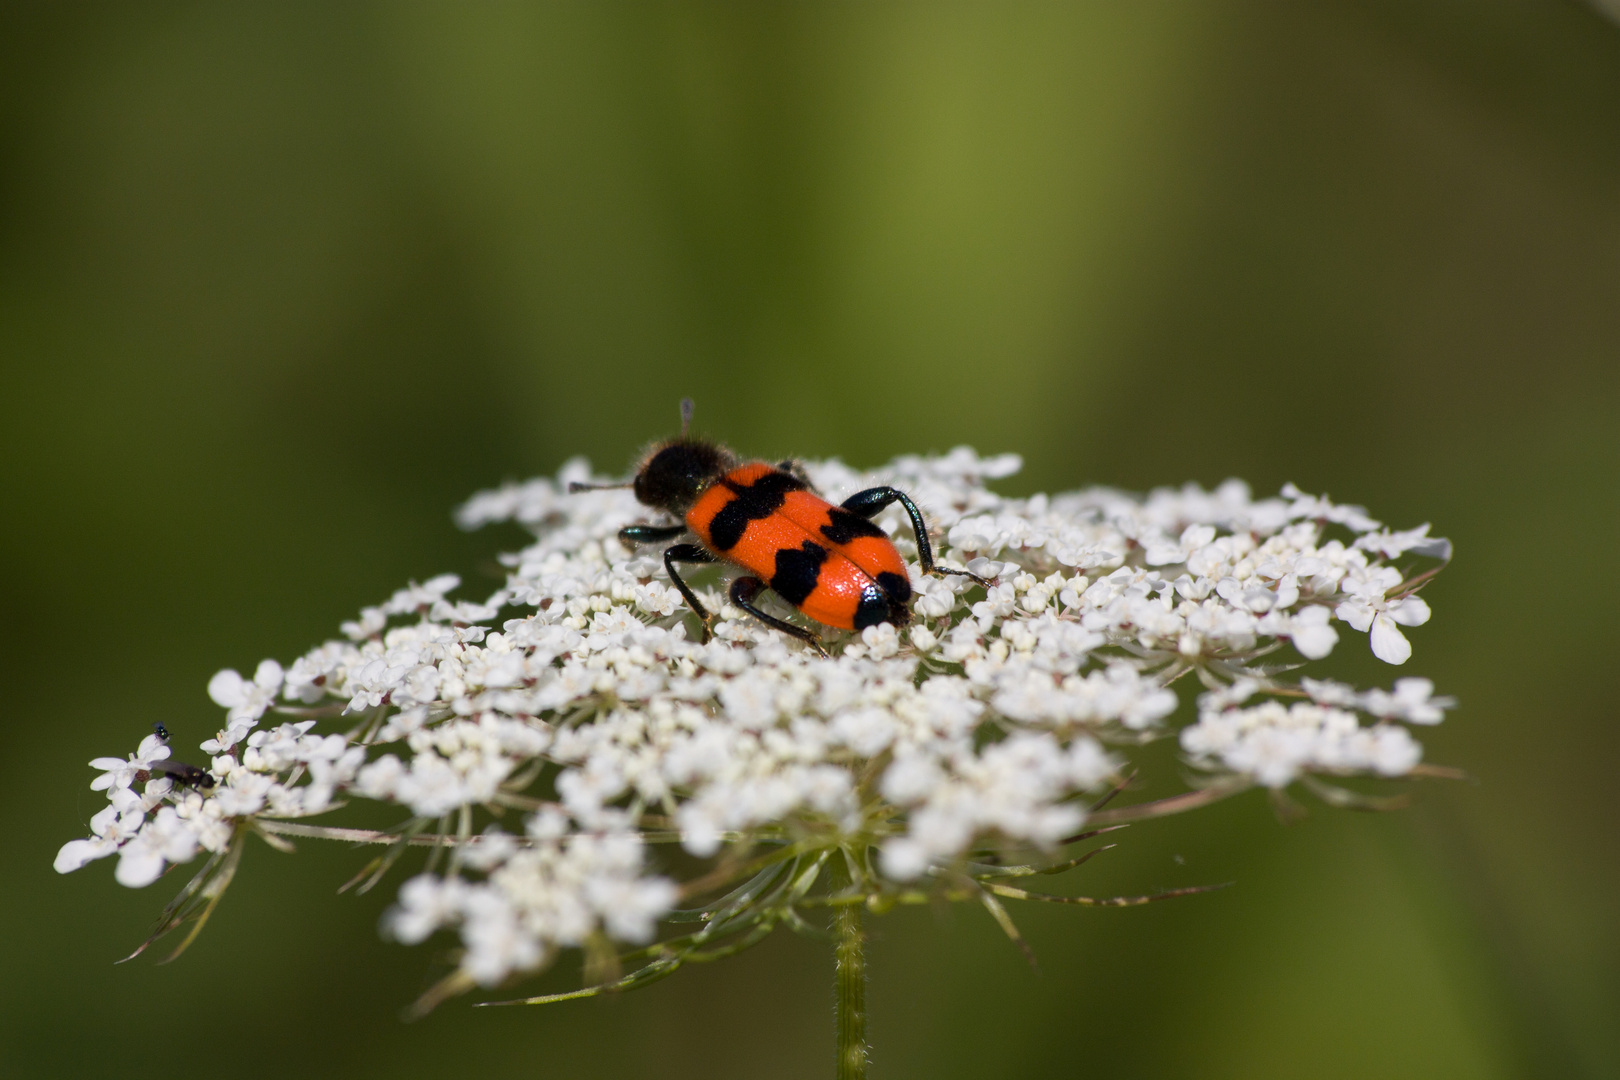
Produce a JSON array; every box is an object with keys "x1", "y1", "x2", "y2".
[{"x1": 831, "y1": 850, "x2": 868, "y2": 1080}]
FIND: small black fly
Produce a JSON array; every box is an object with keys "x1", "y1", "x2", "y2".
[
  {"x1": 149, "y1": 759, "x2": 217, "y2": 791},
  {"x1": 145, "y1": 723, "x2": 216, "y2": 790}
]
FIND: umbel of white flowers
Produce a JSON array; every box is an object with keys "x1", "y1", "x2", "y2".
[{"x1": 57, "y1": 448, "x2": 1454, "y2": 1061}]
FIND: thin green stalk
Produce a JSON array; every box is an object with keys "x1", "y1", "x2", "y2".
[{"x1": 831, "y1": 849, "x2": 868, "y2": 1080}]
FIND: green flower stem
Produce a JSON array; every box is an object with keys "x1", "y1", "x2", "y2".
[{"x1": 831, "y1": 850, "x2": 868, "y2": 1080}]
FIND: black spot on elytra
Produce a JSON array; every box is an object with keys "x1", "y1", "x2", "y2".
[
  {"x1": 876, "y1": 571, "x2": 911, "y2": 605},
  {"x1": 707, "y1": 470, "x2": 804, "y2": 551},
  {"x1": 854, "y1": 581, "x2": 909, "y2": 630},
  {"x1": 820, "y1": 507, "x2": 888, "y2": 545},
  {"x1": 771, "y1": 540, "x2": 829, "y2": 605}
]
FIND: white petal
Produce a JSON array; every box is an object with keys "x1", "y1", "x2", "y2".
[
  {"x1": 89, "y1": 804, "x2": 122, "y2": 834},
  {"x1": 1388, "y1": 596, "x2": 1432, "y2": 627},
  {"x1": 137, "y1": 734, "x2": 172, "y2": 760},
  {"x1": 1291, "y1": 622, "x2": 1339, "y2": 660},
  {"x1": 208, "y1": 669, "x2": 247, "y2": 708},
  {"x1": 1371, "y1": 727, "x2": 1422, "y2": 775},
  {"x1": 880, "y1": 838, "x2": 929, "y2": 880},
  {"x1": 424, "y1": 573, "x2": 461, "y2": 595},
  {"x1": 114, "y1": 845, "x2": 165, "y2": 888},
  {"x1": 55, "y1": 838, "x2": 114, "y2": 873},
  {"x1": 253, "y1": 659, "x2": 285, "y2": 689},
  {"x1": 1369, "y1": 614, "x2": 1412, "y2": 664},
  {"x1": 678, "y1": 817, "x2": 721, "y2": 858},
  {"x1": 1392, "y1": 677, "x2": 1434, "y2": 702},
  {"x1": 1334, "y1": 602, "x2": 1374, "y2": 633}
]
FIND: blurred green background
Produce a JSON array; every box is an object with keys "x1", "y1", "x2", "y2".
[{"x1": 4, "y1": 2, "x2": 1618, "y2": 1077}]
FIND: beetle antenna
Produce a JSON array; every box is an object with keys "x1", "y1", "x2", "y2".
[
  {"x1": 568, "y1": 480, "x2": 631, "y2": 493},
  {"x1": 679, "y1": 397, "x2": 694, "y2": 437}
]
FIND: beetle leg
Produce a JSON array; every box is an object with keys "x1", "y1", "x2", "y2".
[
  {"x1": 840, "y1": 486, "x2": 994, "y2": 586},
  {"x1": 729, "y1": 577, "x2": 830, "y2": 657},
  {"x1": 663, "y1": 544, "x2": 719, "y2": 642},
  {"x1": 620, "y1": 523, "x2": 687, "y2": 546}
]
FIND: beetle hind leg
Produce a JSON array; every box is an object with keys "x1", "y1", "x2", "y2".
[{"x1": 729, "y1": 577, "x2": 830, "y2": 657}]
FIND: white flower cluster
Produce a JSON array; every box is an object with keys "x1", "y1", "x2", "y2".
[
  {"x1": 58, "y1": 449, "x2": 1452, "y2": 991},
  {"x1": 387, "y1": 813, "x2": 676, "y2": 984},
  {"x1": 1180, "y1": 677, "x2": 1454, "y2": 788}
]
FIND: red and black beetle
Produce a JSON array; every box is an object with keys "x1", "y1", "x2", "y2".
[{"x1": 573, "y1": 401, "x2": 989, "y2": 655}]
